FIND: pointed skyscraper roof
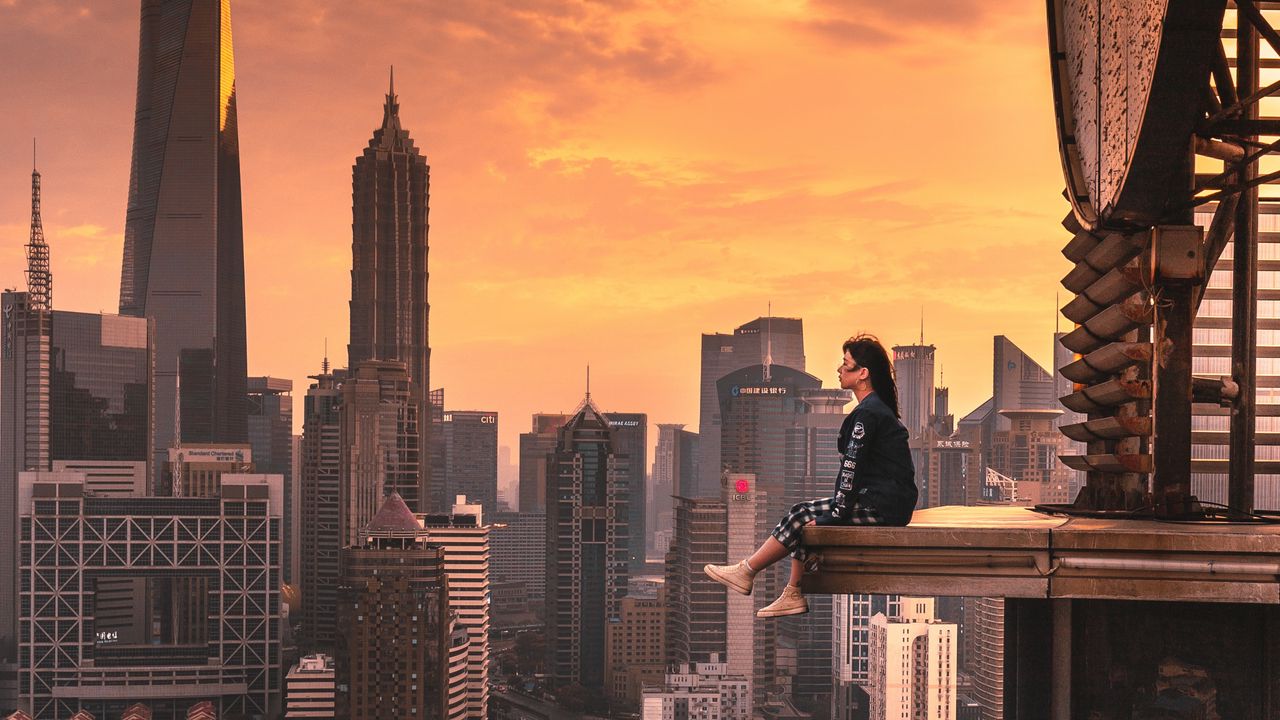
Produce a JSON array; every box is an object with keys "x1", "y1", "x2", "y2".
[
  {"x1": 366, "y1": 492, "x2": 422, "y2": 535},
  {"x1": 372, "y1": 66, "x2": 415, "y2": 152}
]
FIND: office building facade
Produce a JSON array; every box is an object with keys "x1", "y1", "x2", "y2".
[
  {"x1": 664, "y1": 496, "x2": 727, "y2": 667},
  {"x1": 517, "y1": 413, "x2": 570, "y2": 513},
  {"x1": 2, "y1": 305, "x2": 153, "y2": 662},
  {"x1": 544, "y1": 398, "x2": 630, "y2": 690},
  {"x1": 699, "y1": 317, "x2": 805, "y2": 498},
  {"x1": 120, "y1": 0, "x2": 249, "y2": 468},
  {"x1": 247, "y1": 377, "x2": 293, "y2": 580},
  {"x1": 19, "y1": 473, "x2": 282, "y2": 718},
  {"x1": 439, "y1": 411, "x2": 498, "y2": 514},
  {"x1": 651, "y1": 424, "x2": 698, "y2": 555},
  {"x1": 300, "y1": 364, "x2": 346, "y2": 652},
  {"x1": 490, "y1": 511, "x2": 547, "y2": 604}
]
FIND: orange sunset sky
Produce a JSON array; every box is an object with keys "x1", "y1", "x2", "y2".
[{"x1": 0, "y1": 0, "x2": 1068, "y2": 465}]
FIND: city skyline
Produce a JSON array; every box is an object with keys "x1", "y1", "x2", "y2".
[{"x1": 0, "y1": 1, "x2": 1066, "y2": 452}]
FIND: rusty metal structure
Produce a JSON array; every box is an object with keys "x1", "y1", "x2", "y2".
[{"x1": 1049, "y1": 0, "x2": 1280, "y2": 516}]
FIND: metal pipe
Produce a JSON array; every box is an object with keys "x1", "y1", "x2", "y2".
[
  {"x1": 1058, "y1": 556, "x2": 1280, "y2": 576},
  {"x1": 1231, "y1": 19, "x2": 1260, "y2": 513}
]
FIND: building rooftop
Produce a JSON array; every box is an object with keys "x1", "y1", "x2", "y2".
[
  {"x1": 366, "y1": 492, "x2": 422, "y2": 534},
  {"x1": 801, "y1": 505, "x2": 1280, "y2": 603}
]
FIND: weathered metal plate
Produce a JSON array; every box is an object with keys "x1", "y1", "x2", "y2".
[{"x1": 1049, "y1": 0, "x2": 1227, "y2": 230}]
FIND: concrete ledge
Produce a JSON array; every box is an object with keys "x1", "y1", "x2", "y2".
[{"x1": 799, "y1": 505, "x2": 1280, "y2": 603}]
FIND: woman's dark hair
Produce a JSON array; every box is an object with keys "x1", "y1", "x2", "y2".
[{"x1": 843, "y1": 334, "x2": 900, "y2": 418}]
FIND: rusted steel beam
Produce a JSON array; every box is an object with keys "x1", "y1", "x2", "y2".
[
  {"x1": 1060, "y1": 342, "x2": 1152, "y2": 384},
  {"x1": 1060, "y1": 378, "x2": 1152, "y2": 414},
  {"x1": 1231, "y1": 20, "x2": 1259, "y2": 513},
  {"x1": 1237, "y1": 0, "x2": 1280, "y2": 61},
  {"x1": 1060, "y1": 416, "x2": 1152, "y2": 442}
]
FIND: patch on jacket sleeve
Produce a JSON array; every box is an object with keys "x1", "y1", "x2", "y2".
[{"x1": 851, "y1": 421, "x2": 866, "y2": 440}]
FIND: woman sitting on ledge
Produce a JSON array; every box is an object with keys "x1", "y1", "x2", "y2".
[{"x1": 704, "y1": 333, "x2": 917, "y2": 617}]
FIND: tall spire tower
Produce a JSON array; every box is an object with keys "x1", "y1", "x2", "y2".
[
  {"x1": 119, "y1": 0, "x2": 248, "y2": 475},
  {"x1": 27, "y1": 141, "x2": 51, "y2": 313},
  {"x1": 349, "y1": 67, "x2": 433, "y2": 511}
]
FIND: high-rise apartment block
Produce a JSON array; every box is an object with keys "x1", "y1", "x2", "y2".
[
  {"x1": 348, "y1": 74, "x2": 433, "y2": 512},
  {"x1": 699, "y1": 317, "x2": 805, "y2": 498},
  {"x1": 248, "y1": 376, "x2": 294, "y2": 580},
  {"x1": 641, "y1": 654, "x2": 750, "y2": 720},
  {"x1": 336, "y1": 494, "x2": 450, "y2": 720},
  {"x1": 868, "y1": 598, "x2": 957, "y2": 720},
  {"x1": 832, "y1": 594, "x2": 901, "y2": 720},
  {"x1": 544, "y1": 397, "x2": 630, "y2": 690},
  {"x1": 438, "y1": 411, "x2": 498, "y2": 514},
  {"x1": 120, "y1": 0, "x2": 250, "y2": 467},
  {"x1": 285, "y1": 654, "x2": 336, "y2": 719},
  {"x1": 19, "y1": 473, "x2": 282, "y2": 718},
  {"x1": 420, "y1": 496, "x2": 491, "y2": 718},
  {"x1": 300, "y1": 364, "x2": 345, "y2": 652}
]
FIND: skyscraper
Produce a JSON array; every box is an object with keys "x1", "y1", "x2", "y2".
[
  {"x1": 339, "y1": 360, "x2": 421, "y2": 547},
  {"x1": 784, "y1": 388, "x2": 850, "y2": 717},
  {"x1": 336, "y1": 493, "x2": 449, "y2": 720},
  {"x1": 420, "y1": 496, "x2": 492, "y2": 718},
  {"x1": 664, "y1": 496, "x2": 727, "y2": 667},
  {"x1": 300, "y1": 363, "x2": 346, "y2": 652},
  {"x1": 2, "y1": 305, "x2": 155, "y2": 654},
  {"x1": 247, "y1": 377, "x2": 294, "y2": 580},
  {"x1": 893, "y1": 343, "x2": 935, "y2": 508},
  {"x1": 832, "y1": 594, "x2": 901, "y2": 720},
  {"x1": 544, "y1": 396, "x2": 630, "y2": 691},
  {"x1": 348, "y1": 71, "x2": 433, "y2": 511},
  {"x1": 991, "y1": 336, "x2": 1054, "y2": 433},
  {"x1": 439, "y1": 410, "x2": 499, "y2": 514},
  {"x1": 714, "y1": 363, "x2": 823, "y2": 702},
  {"x1": 120, "y1": 0, "x2": 249, "y2": 468},
  {"x1": 517, "y1": 413, "x2": 570, "y2": 513},
  {"x1": 651, "y1": 424, "x2": 699, "y2": 555},
  {"x1": 604, "y1": 412, "x2": 648, "y2": 571},
  {"x1": 19, "y1": 473, "x2": 282, "y2": 718},
  {"x1": 698, "y1": 317, "x2": 805, "y2": 498}
]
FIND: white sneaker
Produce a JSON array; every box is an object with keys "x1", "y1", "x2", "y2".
[
  {"x1": 756, "y1": 584, "x2": 808, "y2": 618},
  {"x1": 703, "y1": 560, "x2": 757, "y2": 596}
]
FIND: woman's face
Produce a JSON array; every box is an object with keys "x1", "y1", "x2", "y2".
[{"x1": 837, "y1": 350, "x2": 866, "y2": 391}]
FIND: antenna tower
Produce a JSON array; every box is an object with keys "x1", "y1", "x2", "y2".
[{"x1": 27, "y1": 139, "x2": 51, "y2": 312}]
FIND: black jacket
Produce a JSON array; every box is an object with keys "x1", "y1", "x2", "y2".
[{"x1": 813, "y1": 392, "x2": 917, "y2": 527}]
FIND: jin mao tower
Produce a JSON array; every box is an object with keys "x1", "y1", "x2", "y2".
[{"x1": 349, "y1": 71, "x2": 433, "y2": 511}]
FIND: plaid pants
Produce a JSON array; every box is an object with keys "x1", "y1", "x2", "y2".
[{"x1": 770, "y1": 497, "x2": 883, "y2": 561}]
